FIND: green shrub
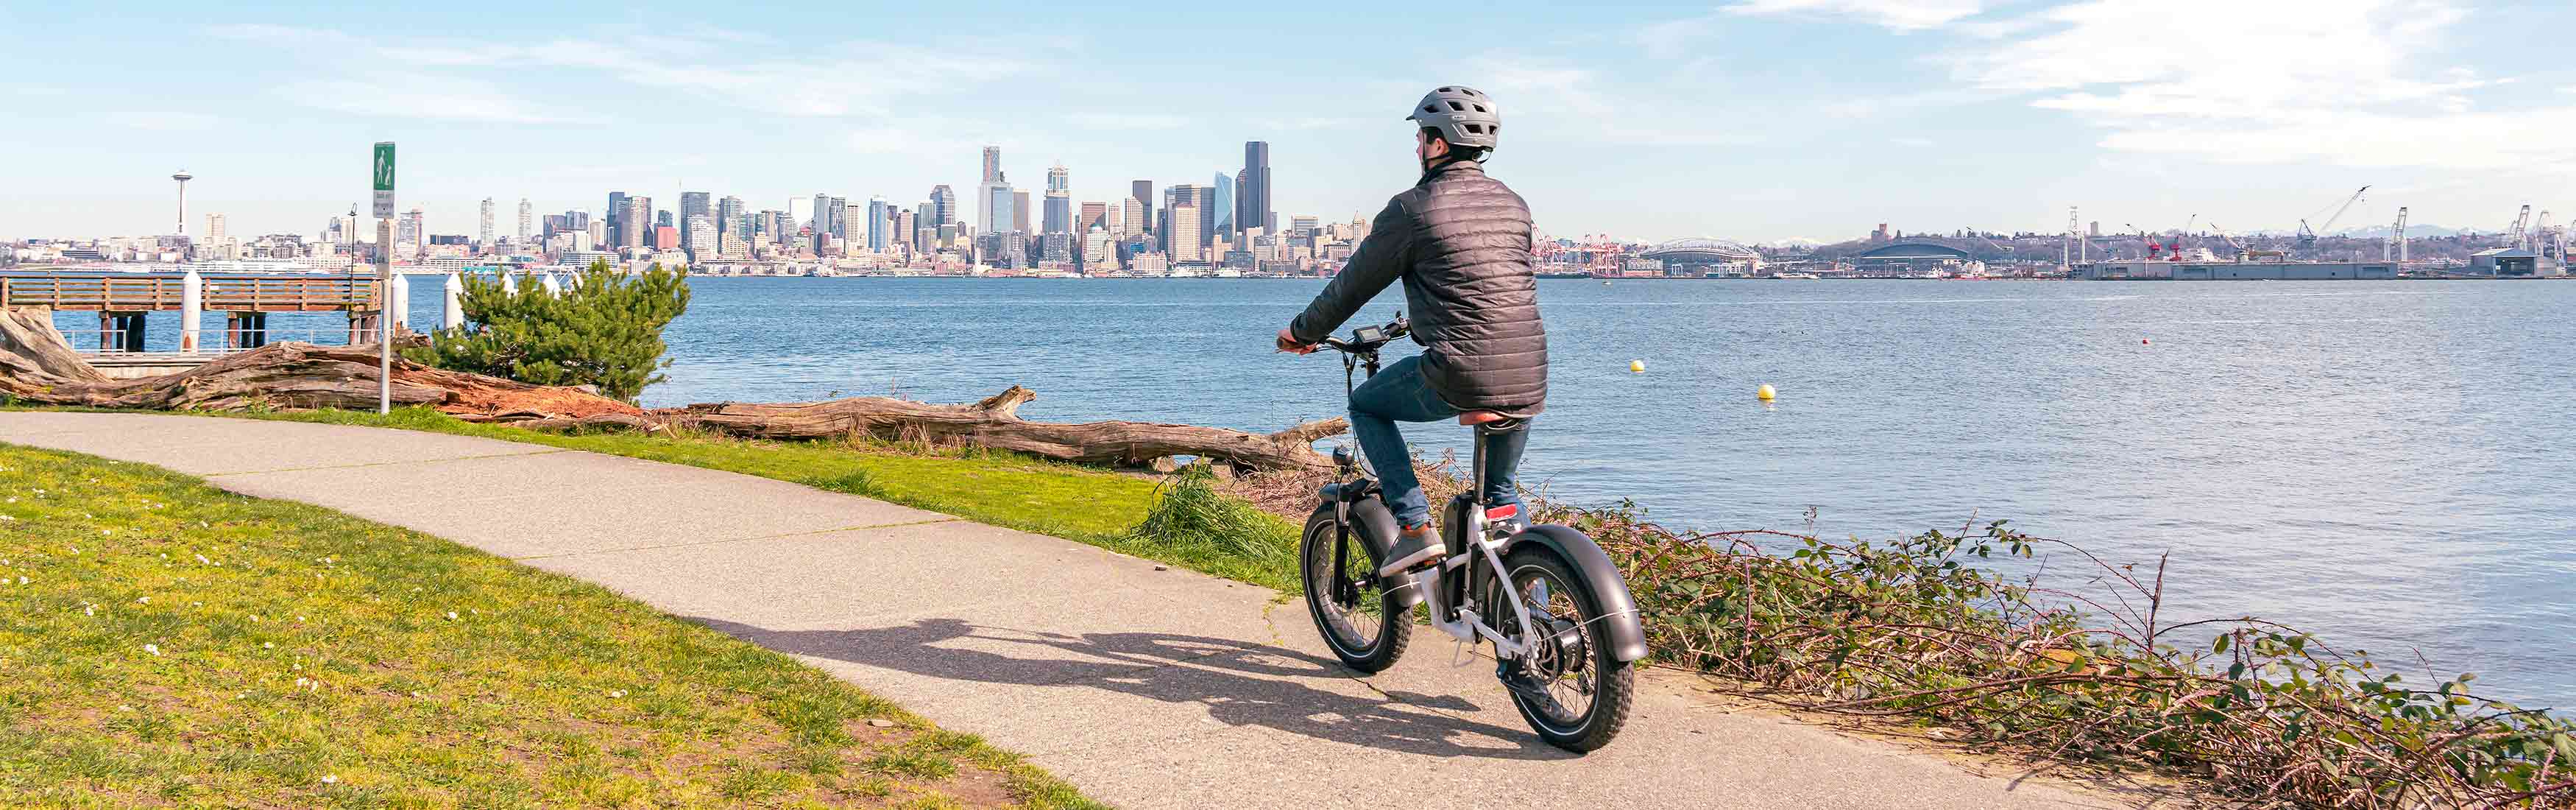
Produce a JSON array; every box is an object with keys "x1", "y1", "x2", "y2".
[{"x1": 408, "y1": 260, "x2": 690, "y2": 401}]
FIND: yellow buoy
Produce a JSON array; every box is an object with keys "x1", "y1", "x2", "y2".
[
  {"x1": 1757, "y1": 384, "x2": 1777, "y2": 401},
  {"x1": 1630, "y1": 359, "x2": 1645, "y2": 373}
]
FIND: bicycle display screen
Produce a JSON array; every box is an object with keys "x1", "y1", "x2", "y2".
[{"x1": 1352, "y1": 325, "x2": 1384, "y2": 343}]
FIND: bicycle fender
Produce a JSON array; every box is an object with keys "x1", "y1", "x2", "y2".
[
  {"x1": 1507, "y1": 524, "x2": 1649, "y2": 662},
  {"x1": 1309, "y1": 496, "x2": 1423, "y2": 610}
]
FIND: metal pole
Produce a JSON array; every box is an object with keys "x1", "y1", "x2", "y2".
[{"x1": 378, "y1": 217, "x2": 393, "y2": 414}]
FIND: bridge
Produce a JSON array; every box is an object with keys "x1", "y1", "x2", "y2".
[{"x1": 1, "y1": 270, "x2": 392, "y2": 367}]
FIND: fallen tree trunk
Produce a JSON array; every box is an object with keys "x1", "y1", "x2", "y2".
[
  {"x1": 646, "y1": 387, "x2": 1344, "y2": 471},
  {"x1": 0, "y1": 339, "x2": 645, "y2": 420},
  {"x1": 0, "y1": 320, "x2": 1342, "y2": 471}
]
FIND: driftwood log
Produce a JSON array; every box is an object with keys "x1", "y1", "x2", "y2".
[{"x1": 0, "y1": 310, "x2": 1341, "y2": 471}]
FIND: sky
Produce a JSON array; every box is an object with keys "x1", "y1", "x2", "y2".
[{"x1": 5, "y1": 0, "x2": 2574, "y2": 244}]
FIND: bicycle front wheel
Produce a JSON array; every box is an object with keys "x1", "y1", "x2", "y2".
[
  {"x1": 1301, "y1": 510, "x2": 1412, "y2": 672},
  {"x1": 1501, "y1": 546, "x2": 1635, "y2": 753}
]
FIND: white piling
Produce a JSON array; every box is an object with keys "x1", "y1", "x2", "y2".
[
  {"x1": 500, "y1": 269, "x2": 519, "y2": 294},
  {"x1": 540, "y1": 272, "x2": 564, "y2": 296},
  {"x1": 386, "y1": 270, "x2": 411, "y2": 335},
  {"x1": 442, "y1": 272, "x2": 464, "y2": 330},
  {"x1": 178, "y1": 267, "x2": 203, "y2": 353}
]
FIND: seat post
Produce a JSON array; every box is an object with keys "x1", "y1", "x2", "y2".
[{"x1": 1468, "y1": 424, "x2": 1487, "y2": 510}]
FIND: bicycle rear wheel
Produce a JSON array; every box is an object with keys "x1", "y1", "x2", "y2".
[
  {"x1": 1500, "y1": 546, "x2": 1635, "y2": 753},
  {"x1": 1301, "y1": 510, "x2": 1412, "y2": 672}
]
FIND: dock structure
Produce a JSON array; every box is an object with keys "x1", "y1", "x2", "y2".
[{"x1": 0, "y1": 271, "x2": 389, "y2": 358}]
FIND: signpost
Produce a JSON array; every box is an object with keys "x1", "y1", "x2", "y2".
[{"x1": 372, "y1": 141, "x2": 394, "y2": 415}]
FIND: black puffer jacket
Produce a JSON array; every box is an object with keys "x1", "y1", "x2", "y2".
[{"x1": 1289, "y1": 160, "x2": 1546, "y2": 415}]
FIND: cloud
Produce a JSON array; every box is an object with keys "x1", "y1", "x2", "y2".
[
  {"x1": 1724, "y1": 0, "x2": 1984, "y2": 30},
  {"x1": 99, "y1": 111, "x2": 222, "y2": 131},
  {"x1": 212, "y1": 24, "x2": 1047, "y2": 121},
  {"x1": 1950, "y1": 0, "x2": 2576, "y2": 170},
  {"x1": 1890, "y1": 136, "x2": 1934, "y2": 147},
  {"x1": 272, "y1": 76, "x2": 570, "y2": 123},
  {"x1": 1066, "y1": 113, "x2": 1191, "y2": 131}
]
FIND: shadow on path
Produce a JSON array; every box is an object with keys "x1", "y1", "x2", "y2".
[{"x1": 689, "y1": 616, "x2": 1571, "y2": 761}]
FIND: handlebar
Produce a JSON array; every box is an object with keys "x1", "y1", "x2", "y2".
[{"x1": 1317, "y1": 313, "x2": 1409, "y2": 354}]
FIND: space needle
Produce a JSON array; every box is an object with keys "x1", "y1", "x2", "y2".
[{"x1": 172, "y1": 169, "x2": 194, "y2": 236}]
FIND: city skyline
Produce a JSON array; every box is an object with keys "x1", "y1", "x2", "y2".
[{"x1": 7, "y1": 1, "x2": 2576, "y2": 244}]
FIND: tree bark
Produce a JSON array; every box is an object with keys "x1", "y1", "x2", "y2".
[{"x1": 0, "y1": 326, "x2": 1341, "y2": 471}]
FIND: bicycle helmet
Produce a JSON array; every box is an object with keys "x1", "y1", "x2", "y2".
[{"x1": 1406, "y1": 85, "x2": 1499, "y2": 151}]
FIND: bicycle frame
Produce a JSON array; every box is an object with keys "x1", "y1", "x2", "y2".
[{"x1": 1328, "y1": 326, "x2": 1543, "y2": 664}]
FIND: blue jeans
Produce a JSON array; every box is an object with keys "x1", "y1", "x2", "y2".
[{"x1": 1347, "y1": 354, "x2": 1528, "y2": 527}]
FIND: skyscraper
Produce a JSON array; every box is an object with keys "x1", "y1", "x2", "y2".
[
  {"x1": 517, "y1": 198, "x2": 532, "y2": 241},
  {"x1": 1042, "y1": 163, "x2": 1071, "y2": 236},
  {"x1": 1013, "y1": 190, "x2": 1031, "y2": 234},
  {"x1": 680, "y1": 191, "x2": 711, "y2": 253},
  {"x1": 622, "y1": 197, "x2": 650, "y2": 250},
  {"x1": 1121, "y1": 197, "x2": 1144, "y2": 237},
  {"x1": 811, "y1": 194, "x2": 831, "y2": 236},
  {"x1": 828, "y1": 197, "x2": 848, "y2": 239},
  {"x1": 479, "y1": 198, "x2": 495, "y2": 246},
  {"x1": 606, "y1": 191, "x2": 630, "y2": 247},
  {"x1": 1242, "y1": 141, "x2": 1273, "y2": 234},
  {"x1": 1077, "y1": 201, "x2": 1107, "y2": 234},
  {"x1": 866, "y1": 197, "x2": 888, "y2": 251},
  {"x1": 1211, "y1": 173, "x2": 1234, "y2": 237},
  {"x1": 1130, "y1": 180, "x2": 1154, "y2": 236},
  {"x1": 717, "y1": 195, "x2": 744, "y2": 239},
  {"x1": 1171, "y1": 205, "x2": 1203, "y2": 262},
  {"x1": 205, "y1": 213, "x2": 226, "y2": 243},
  {"x1": 930, "y1": 185, "x2": 956, "y2": 227},
  {"x1": 977, "y1": 145, "x2": 1006, "y2": 236},
  {"x1": 986, "y1": 184, "x2": 1016, "y2": 238}
]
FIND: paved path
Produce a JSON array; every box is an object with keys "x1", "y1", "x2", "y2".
[{"x1": 1, "y1": 412, "x2": 2153, "y2": 809}]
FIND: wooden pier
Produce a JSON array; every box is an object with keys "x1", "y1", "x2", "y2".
[{"x1": 0, "y1": 272, "x2": 388, "y2": 355}]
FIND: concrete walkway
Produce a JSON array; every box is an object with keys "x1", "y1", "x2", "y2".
[{"x1": 2, "y1": 412, "x2": 2151, "y2": 809}]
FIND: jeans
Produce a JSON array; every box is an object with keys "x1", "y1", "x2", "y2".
[{"x1": 1347, "y1": 354, "x2": 1528, "y2": 528}]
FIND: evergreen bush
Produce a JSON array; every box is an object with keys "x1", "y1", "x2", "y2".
[{"x1": 409, "y1": 260, "x2": 690, "y2": 401}]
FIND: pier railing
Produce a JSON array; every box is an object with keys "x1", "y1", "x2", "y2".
[{"x1": 0, "y1": 273, "x2": 380, "y2": 313}]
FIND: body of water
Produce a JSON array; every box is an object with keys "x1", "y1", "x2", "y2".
[{"x1": 62, "y1": 275, "x2": 2576, "y2": 706}]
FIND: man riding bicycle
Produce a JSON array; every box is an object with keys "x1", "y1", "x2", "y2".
[{"x1": 1277, "y1": 85, "x2": 1546, "y2": 579}]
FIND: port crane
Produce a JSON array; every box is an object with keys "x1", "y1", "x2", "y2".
[
  {"x1": 2296, "y1": 186, "x2": 2371, "y2": 250},
  {"x1": 2385, "y1": 207, "x2": 2408, "y2": 262},
  {"x1": 2506, "y1": 205, "x2": 2532, "y2": 250}
]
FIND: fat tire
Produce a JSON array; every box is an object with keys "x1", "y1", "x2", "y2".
[
  {"x1": 1301, "y1": 510, "x2": 1412, "y2": 673},
  {"x1": 1502, "y1": 546, "x2": 1635, "y2": 753}
]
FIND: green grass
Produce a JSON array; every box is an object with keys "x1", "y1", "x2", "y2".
[
  {"x1": 199, "y1": 406, "x2": 1307, "y2": 594},
  {"x1": 0, "y1": 443, "x2": 1104, "y2": 810}
]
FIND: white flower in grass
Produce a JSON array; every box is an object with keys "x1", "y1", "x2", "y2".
[
  {"x1": 135, "y1": 596, "x2": 149, "y2": 604},
  {"x1": 143, "y1": 644, "x2": 160, "y2": 657},
  {"x1": 82, "y1": 604, "x2": 94, "y2": 616},
  {"x1": 607, "y1": 689, "x2": 626, "y2": 698},
  {"x1": 320, "y1": 775, "x2": 339, "y2": 785},
  {"x1": 262, "y1": 642, "x2": 274, "y2": 649},
  {"x1": 117, "y1": 705, "x2": 132, "y2": 712},
  {"x1": 194, "y1": 554, "x2": 209, "y2": 565},
  {"x1": 0, "y1": 517, "x2": 14, "y2": 523}
]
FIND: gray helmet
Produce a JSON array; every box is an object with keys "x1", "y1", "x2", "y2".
[{"x1": 1406, "y1": 85, "x2": 1499, "y2": 150}]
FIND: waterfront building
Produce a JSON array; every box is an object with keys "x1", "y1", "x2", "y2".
[
  {"x1": 478, "y1": 198, "x2": 495, "y2": 247},
  {"x1": 1242, "y1": 141, "x2": 1273, "y2": 234},
  {"x1": 1121, "y1": 197, "x2": 1144, "y2": 237},
  {"x1": 716, "y1": 196, "x2": 744, "y2": 238},
  {"x1": 1078, "y1": 201, "x2": 1107, "y2": 234},
  {"x1": 653, "y1": 226, "x2": 679, "y2": 251},
  {"x1": 517, "y1": 199, "x2": 533, "y2": 240},
  {"x1": 1083, "y1": 225, "x2": 1111, "y2": 268},
  {"x1": 1013, "y1": 190, "x2": 1032, "y2": 234},
  {"x1": 828, "y1": 197, "x2": 848, "y2": 240},
  {"x1": 894, "y1": 210, "x2": 915, "y2": 248}
]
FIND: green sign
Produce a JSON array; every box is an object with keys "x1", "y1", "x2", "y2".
[{"x1": 371, "y1": 141, "x2": 396, "y2": 218}]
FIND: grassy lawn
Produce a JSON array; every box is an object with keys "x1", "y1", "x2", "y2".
[
  {"x1": 207, "y1": 407, "x2": 1304, "y2": 593},
  {"x1": 0, "y1": 443, "x2": 1103, "y2": 809}
]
